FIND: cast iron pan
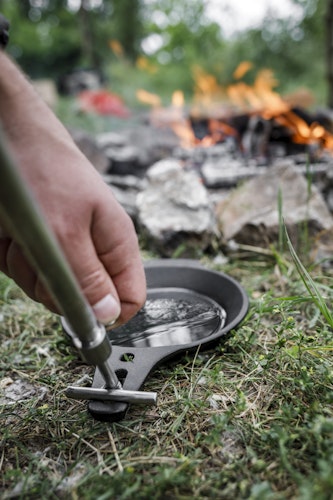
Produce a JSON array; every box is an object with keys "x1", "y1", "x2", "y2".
[{"x1": 63, "y1": 259, "x2": 248, "y2": 421}]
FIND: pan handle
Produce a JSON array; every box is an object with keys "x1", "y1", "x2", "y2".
[{"x1": 88, "y1": 344, "x2": 177, "y2": 421}]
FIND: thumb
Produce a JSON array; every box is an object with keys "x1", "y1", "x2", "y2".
[
  {"x1": 68, "y1": 249, "x2": 122, "y2": 325},
  {"x1": 91, "y1": 294, "x2": 121, "y2": 325},
  {"x1": 57, "y1": 231, "x2": 121, "y2": 324},
  {"x1": 59, "y1": 205, "x2": 145, "y2": 326}
]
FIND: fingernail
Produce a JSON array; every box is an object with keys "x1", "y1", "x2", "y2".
[{"x1": 92, "y1": 294, "x2": 121, "y2": 324}]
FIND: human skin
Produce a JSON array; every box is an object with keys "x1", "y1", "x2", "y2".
[{"x1": 0, "y1": 52, "x2": 146, "y2": 325}]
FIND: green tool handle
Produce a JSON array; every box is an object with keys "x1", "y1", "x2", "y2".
[
  {"x1": 0, "y1": 126, "x2": 98, "y2": 341},
  {"x1": 0, "y1": 126, "x2": 119, "y2": 388}
]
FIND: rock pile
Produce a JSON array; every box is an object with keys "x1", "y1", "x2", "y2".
[{"x1": 70, "y1": 127, "x2": 333, "y2": 259}]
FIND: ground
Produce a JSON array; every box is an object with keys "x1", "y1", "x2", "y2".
[{"x1": 1, "y1": 244, "x2": 333, "y2": 499}]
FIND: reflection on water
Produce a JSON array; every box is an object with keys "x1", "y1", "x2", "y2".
[{"x1": 108, "y1": 288, "x2": 227, "y2": 347}]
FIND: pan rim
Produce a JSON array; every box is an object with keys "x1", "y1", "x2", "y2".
[{"x1": 107, "y1": 258, "x2": 249, "y2": 349}]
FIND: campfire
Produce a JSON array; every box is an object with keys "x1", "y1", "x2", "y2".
[
  {"x1": 136, "y1": 63, "x2": 333, "y2": 164},
  {"x1": 73, "y1": 63, "x2": 333, "y2": 258}
]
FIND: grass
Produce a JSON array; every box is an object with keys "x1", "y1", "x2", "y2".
[{"x1": 1, "y1": 245, "x2": 333, "y2": 499}]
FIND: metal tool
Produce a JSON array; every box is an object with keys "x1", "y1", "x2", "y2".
[
  {"x1": 0, "y1": 126, "x2": 157, "y2": 406},
  {"x1": 62, "y1": 259, "x2": 249, "y2": 421},
  {"x1": 66, "y1": 386, "x2": 157, "y2": 404}
]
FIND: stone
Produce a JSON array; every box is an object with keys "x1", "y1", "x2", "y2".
[
  {"x1": 216, "y1": 161, "x2": 333, "y2": 247},
  {"x1": 109, "y1": 184, "x2": 139, "y2": 220},
  {"x1": 69, "y1": 128, "x2": 109, "y2": 174},
  {"x1": 96, "y1": 131, "x2": 128, "y2": 149},
  {"x1": 125, "y1": 125, "x2": 180, "y2": 168},
  {"x1": 136, "y1": 158, "x2": 218, "y2": 256},
  {"x1": 201, "y1": 157, "x2": 263, "y2": 188},
  {"x1": 104, "y1": 145, "x2": 142, "y2": 176},
  {"x1": 103, "y1": 175, "x2": 148, "y2": 220},
  {"x1": 0, "y1": 377, "x2": 48, "y2": 406}
]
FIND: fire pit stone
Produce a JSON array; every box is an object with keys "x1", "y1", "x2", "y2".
[
  {"x1": 216, "y1": 162, "x2": 333, "y2": 248},
  {"x1": 136, "y1": 158, "x2": 218, "y2": 256}
]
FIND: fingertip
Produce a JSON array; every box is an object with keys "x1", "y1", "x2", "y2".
[{"x1": 92, "y1": 294, "x2": 121, "y2": 324}]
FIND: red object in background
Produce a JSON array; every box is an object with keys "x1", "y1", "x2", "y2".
[{"x1": 78, "y1": 90, "x2": 130, "y2": 117}]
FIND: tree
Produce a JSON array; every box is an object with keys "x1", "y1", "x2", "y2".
[
  {"x1": 220, "y1": 0, "x2": 327, "y2": 104},
  {"x1": 140, "y1": 0, "x2": 226, "y2": 95},
  {"x1": 111, "y1": 0, "x2": 143, "y2": 61}
]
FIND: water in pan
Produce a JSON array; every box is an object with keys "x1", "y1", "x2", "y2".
[{"x1": 108, "y1": 288, "x2": 227, "y2": 347}]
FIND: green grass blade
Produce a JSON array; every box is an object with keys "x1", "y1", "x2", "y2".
[{"x1": 284, "y1": 224, "x2": 333, "y2": 328}]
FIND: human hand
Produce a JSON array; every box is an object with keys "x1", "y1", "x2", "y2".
[{"x1": 0, "y1": 55, "x2": 146, "y2": 325}]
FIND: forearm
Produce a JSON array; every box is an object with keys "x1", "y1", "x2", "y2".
[
  {"x1": 0, "y1": 52, "x2": 82, "y2": 195},
  {"x1": 0, "y1": 50, "x2": 31, "y2": 98},
  {"x1": 0, "y1": 52, "x2": 145, "y2": 324},
  {"x1": 0, "y1": 51, "x2": 46, "y2": 138},
  {"x1": 0, "y1": 52, "x2": 69, "y2": 139}
]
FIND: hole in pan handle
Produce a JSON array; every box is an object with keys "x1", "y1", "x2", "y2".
[
  {"x1": 87, "y1": 343, "x2": 181, "y2": 422},
  {"x1": 62, "y1": 259, "x2": 249, "y2": 422}
]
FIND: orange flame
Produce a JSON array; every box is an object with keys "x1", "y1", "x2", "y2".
[
  {"x1": 136, "y1": 89, "x2": 161, "y2": 107},
  {"x1": 227, "y1": 69, "x2": 289, "y2": 115},
  {"x1": 136, "y1": 63, "x2": 333, "y2": 152},
  {"x1": 172, "y1": 90, "x2": 185, "y2": 108},
  {"x1": 233, "y1": 61, "x2": 253, "y2": 80}
]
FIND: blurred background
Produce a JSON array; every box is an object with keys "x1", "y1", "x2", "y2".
[{"x1": 0, "y1": 0, "x2": 328, "y2": 131}]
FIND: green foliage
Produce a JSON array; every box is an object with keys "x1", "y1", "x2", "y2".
[
  {"x1": 140, "y1": 0, "x2": 226, "y2": 95},
  {"x1": 1, "y1": 0, "x2": 82, "y2": 77},
  {"x1": 220, "y1": 0, "x2": 327, "y2": 102},
  {"x1": 111, "y1": 0, "x2": 144, "y2": 61},
  {"x1": 0, "y1": 0, "x2": 144, "y2": 78},
  {"x1": 285, "y1": 224, "x2": 333, "y2": 329}
]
